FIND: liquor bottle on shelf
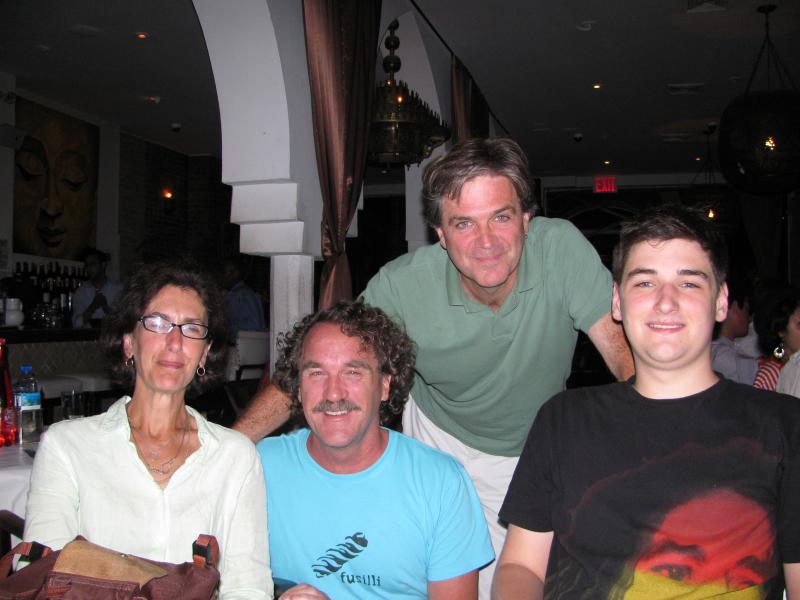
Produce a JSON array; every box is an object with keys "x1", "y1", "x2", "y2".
[{"x1": 0, "y1": 338, "x2": 17, "y2": 446}]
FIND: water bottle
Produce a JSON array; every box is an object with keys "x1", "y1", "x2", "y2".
[{"x1": 14, "y1": 364, "x2": 43, "y2": 445}]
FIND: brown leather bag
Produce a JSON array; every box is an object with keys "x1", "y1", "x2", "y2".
[{"x1": 0, "y1": 535, "x2": 220, "y2": 600}]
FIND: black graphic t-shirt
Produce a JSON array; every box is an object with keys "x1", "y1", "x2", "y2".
[{"x1": 500, "y1": 379, "x2": 800, "y2": 599}]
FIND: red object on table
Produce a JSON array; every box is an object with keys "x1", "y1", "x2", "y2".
[{"x1": 0, "y1": 339, "x2": 17, "y2": 446}]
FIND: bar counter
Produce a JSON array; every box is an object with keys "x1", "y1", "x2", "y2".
[
  {"x1": 0, "y1": 326, "x2": 99, "y2": 344},
  {"x1": 1, "y1": 327, "x2": 109, "y2": 382}
]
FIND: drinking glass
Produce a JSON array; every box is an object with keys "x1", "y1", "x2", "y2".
[{"x1": 60, "y1": 391, "x2": 85, "y2": 420}]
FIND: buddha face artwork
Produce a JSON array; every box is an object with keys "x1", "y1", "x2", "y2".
[{"x1": 14, "y1": 97, "x2": 98, "y2": 259}]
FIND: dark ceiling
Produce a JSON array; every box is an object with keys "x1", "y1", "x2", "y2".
[{"x1": 2, "y1": 0, "x2": 799, "y2": 177}]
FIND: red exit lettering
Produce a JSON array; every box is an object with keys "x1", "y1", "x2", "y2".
[{"x1": 594, "y1": 176, "x2": 617, "y2": 193}]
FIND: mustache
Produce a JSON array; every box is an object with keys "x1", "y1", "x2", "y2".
[{"x1": 311, "y1": 399, "x2": 361, "y2": 414}]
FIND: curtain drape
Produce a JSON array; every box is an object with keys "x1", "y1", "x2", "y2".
[
  {"x1": 303, "y1": 0, "x2": 380, "y2": 309},
  {"x1": 451, "y1": 55, "x2": 490, "y2": 143}
]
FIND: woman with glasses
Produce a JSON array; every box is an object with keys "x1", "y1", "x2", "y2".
[{"x1": 24, "y1": 259, "x2": 273, "y2": 599}]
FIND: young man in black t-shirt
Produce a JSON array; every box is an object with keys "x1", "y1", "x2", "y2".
[{"x1": 493, "y1": 204, "x2": 800, "y2": 599}]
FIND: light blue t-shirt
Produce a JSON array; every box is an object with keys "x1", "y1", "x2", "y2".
[{"x1": 257, "y1": 429, "x2": 494, "y2": 599}]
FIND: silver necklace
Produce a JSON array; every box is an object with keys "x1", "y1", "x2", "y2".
[{"x1": 128, "y1": 408, "x2": 189, "y2": 476}]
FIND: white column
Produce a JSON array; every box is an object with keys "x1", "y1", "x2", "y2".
[{"x1": 269, "y1": 255, "x2": 314, "y2": 369}]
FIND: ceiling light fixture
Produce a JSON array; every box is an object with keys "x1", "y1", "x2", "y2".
[
  {"x1": 134, "y1": 32, "x2": 149, "y2": 40},
  {"x1": 603, "y1": 160, "x2": 611, "y2": 166},
  {"x1": 592, "y1": 83, "x2": 602, "y2": 90},
  {"x1": 718, "y1": 4, "x2": 800, "y2": 195},
  {"x1": 367, "y1": 20, "x2": 450, "y2": 168}
]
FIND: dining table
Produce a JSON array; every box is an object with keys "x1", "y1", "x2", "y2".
[{"x1": 0, "y1": 444, "x2": 34, "y2": 544}]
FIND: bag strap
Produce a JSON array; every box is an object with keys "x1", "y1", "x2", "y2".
[
  {"x1": 191, "y1": 535, "x2": 219, "y2": 568},
  {"x1": 0, "y1": 541, "x2": 52, "y2": 581}
]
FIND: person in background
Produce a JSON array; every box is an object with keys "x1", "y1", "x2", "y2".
[
  {"x1": 753, "y1": 287, "x2": 800, "y2": 391},
  {"x1": 710, "y1": 271, "x2": 758, "y2": 384},
  {"x1": 71, "y1": 248, "x2": 122, "y2": 328},
  {"x1": 493, "y1": 203, "x2": 800, "y2": 599},
  {"x1": 222, "y1": 258, "x2": 265, "y2": 340},
  {"x1": 258, "y1": 300, "x2": 493, "y2": 600},
  {"x1": 26, "y1": 259, "x2": 272, "y2": 599},
  {"x1": 236, "y1": 138, "x2": 633, "y2": 599}
]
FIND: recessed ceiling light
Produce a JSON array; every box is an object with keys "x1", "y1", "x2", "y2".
[
  {"x1": 603, "y1": 160, "x2": 612, "y2": 166},
  {"x1": 134, "y1": 32, "x2": 149, "y2": 40},
  {"x1": 592, "y1": 83, "x2": 602, "y2": 90},
  {"x1": 695, "y1": 156, "x2": 702, "y2": 162}
]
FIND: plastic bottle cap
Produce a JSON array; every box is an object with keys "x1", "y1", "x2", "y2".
[{"x1": 21, "y1": 365, "x2": 32, "y2": 374}]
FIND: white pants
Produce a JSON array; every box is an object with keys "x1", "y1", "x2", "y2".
[{"x1": 402, "y1": 397, "x2": 519, "y2": 600}]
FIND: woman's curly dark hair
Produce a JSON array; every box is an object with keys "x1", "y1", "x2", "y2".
[
  {"x1": 101, "y1": 258, "x2": 228, "y2": 397},
  {"x1": 272, "y1": 300, "x2": 416, "y2": 427},
  {"x1": 754, "y1": 287, "x2": 800, "y2": 358}
]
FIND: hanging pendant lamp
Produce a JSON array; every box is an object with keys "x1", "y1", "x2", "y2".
[
  {"x1": 718, "y1": 4, "x2": 800, "y2": 195},
  {"x1": 367, "y1": 20, "x2": 450, "y2": 169}
]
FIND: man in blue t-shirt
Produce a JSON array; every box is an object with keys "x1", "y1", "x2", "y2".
[{"x1": 257, "y1": 301, "x2": 493, "y2": 600}]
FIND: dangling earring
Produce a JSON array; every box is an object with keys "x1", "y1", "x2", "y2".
[
  {"x1": 774, "y1": 342, "x2": 785, "y2": 361},
  {"x1": 125, "y1": 356, "x2": 135, "y2": 368},
  {"x1": 196, "y1": 365, "x2": 206, "y2": 377}
]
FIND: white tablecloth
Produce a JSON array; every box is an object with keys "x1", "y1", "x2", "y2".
[{"x1": 0, "y1": 444, "x2": 34, "y2": 521}]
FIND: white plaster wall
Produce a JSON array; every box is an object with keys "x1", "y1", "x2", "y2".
[
  {"x1": 193, "y1": 0, "x2": 290, "y2": 183},
  {"x1": 267, "y1": 0, "x2": 323, "y2": 257},
  {"x1": 194, "y1": 0, "x2": 322, "y2": 258}
]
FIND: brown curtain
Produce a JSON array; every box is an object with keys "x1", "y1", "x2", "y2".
[
  {"x1": 451, "y1": 55, "x2": 490, "y2": 143},
  {"x1": 451, "y1": 56, "x2": 471, "y2": 143},
  {"x1": 303, "y1": 0, "x2": 380, "y2": 309}
]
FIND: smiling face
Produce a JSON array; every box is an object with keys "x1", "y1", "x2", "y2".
[
  {"x1": 123, "y1": 285, "x2": 211, "y2": 399},
  {"x1": 612, "y1": 238, "x2": 727, "y2": 385},
  {"x1": 434, "y1": 174, "x2": 530, "y2": 308},
  {"x1": 780, "y1": 307, "x2": 800, "y2": 357},
  {"x1": 299, "y1": 322, "x2": 391, "y2": 473}
]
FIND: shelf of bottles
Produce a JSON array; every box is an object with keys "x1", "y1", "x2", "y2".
[{"x1": 8, "y1": 261, "x2": 89, "y2": 330}]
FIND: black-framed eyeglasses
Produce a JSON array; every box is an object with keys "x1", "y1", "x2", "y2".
[{"x1": 139, "y1": 315, "x2": 209, "y2": 340}]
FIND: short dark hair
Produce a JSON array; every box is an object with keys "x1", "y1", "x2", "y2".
[
  {"x1": 101, "y1": 258, "x2": 228, "y2": 395},
  {"x1": 272, "y1": 300, "x2": 416, "y2": 427},
  {"x1": 422, "y1": 137, "x2": 536, "y2": 228},
  {"x1": 612, "y1": 203, "x2": 728, "y2": 289}
]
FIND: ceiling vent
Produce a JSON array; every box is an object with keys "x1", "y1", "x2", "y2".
[
  {"x1": 661, "y1": 132, "x2": 692, "y2": 143},
  {"x1": 667, "y1": 82, "x2": 705, "y2": 95},
  {"x1": 687, "y1": 0, "x2": 728, "y2": 14}
]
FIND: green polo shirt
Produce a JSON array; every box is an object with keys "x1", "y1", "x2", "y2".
[{"x1": 361, "y1": 217, "x2": 612, "y2": 456}]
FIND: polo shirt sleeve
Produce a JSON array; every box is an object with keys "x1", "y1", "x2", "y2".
[
  {"x1": 546, "y1": 219, "x2": 613, "y2": 333},
  {"x1": 499, "y1": 399, "x2": 557, "y2": 532},
  {"x1": 427, "y1": 459, "x2": 495, "y2": 581}
]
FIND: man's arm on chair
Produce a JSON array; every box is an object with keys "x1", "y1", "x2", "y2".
[
  {"x1": 233, "y1": 382, "x2": 292, "y2": 442},
  {"x1": 492, "y1": 526, "x2": 552, "y2": 600}
]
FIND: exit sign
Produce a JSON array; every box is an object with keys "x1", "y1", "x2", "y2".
[{"x1": 594, "y1": 176, "x2": 617, "y2": 193}]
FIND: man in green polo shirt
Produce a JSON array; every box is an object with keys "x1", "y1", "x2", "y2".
[{"x1": 235, "y1": 138, "x2": 633, "y2": 600}]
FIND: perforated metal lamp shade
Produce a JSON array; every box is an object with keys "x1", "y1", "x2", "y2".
[{"x1": 718, "y1": 89, "x2": 800, "y2": 195}]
